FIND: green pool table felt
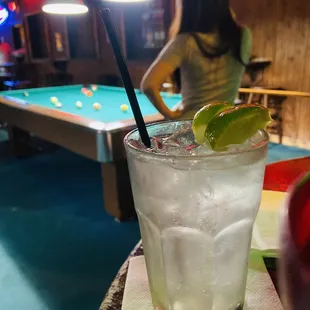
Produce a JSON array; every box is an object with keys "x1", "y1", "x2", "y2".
[{"x1": 0, "y1": 85, "x2": 182, "y2": 123}]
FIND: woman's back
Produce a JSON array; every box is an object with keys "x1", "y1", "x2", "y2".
[
  {"x1": 159, "y1": 27, "x2": 251, "y2": 112},
  {"x1": 141, "y1": 0, "x2": 252, "y2": 120}
]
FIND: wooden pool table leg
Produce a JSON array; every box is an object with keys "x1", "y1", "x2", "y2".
[
  {"x1": 101, "y1": 160, "x2": 136, "y2": 221},
  {"x1": 7, "y1": 125, "x2": 57, "y2": 158},
  {"x1": 7, "y1": 126, "x2": 36, "y2": 157}
]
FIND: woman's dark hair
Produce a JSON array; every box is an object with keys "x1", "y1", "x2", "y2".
[
  {"x1": 179, "y1": 0, "x2": 244, "y2": 64},
  {"x1": 173, "y1": 0, "x2": 245, "y2": 91}
]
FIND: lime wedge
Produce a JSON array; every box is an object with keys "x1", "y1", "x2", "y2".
[
  {"x1": 206, "y1": 104, "x2": 272, "y2": 151},
  {"x1": 192, "y1": 101, "x2": 234, "y2": 144}
]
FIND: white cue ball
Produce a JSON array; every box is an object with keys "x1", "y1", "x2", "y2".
[
  {"x1": 76, "y1": 101, "x2": 83, "y2": 108},
  {"x1": 50, "y1": 96, "x2": 58, "y2": 104},
  {"x1": 93, "y1": 102, "x2": 101, "y2": 110},
  {"x1": 56, "y1": 102, "x2": 62, "y2": 108}
]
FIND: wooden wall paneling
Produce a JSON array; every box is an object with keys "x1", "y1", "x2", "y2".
[
  {"x1": 231, "y1": 1, "x2": 255, "y2": 25},
  {"x1": 232, "y1": 1, "x2": 269, "y2": 82},
  {"x1": 232, "y1": 0, "x2": 310, "y2": 148},
  {"x1": 21, "y1": 20, "x2": 30, "y2": 63},
  {"x1": 273, "y1": 0, "x2": 309, "y2": 144},
  {"x1": 64, "y1": 8, "x2": 124, "y2": 84},
  {"x1": 12, "y1": 24, "x2": 25, "y2": 50},
  {"x1": 108, "y1": 7, "x2": 126, "y2": 57},
  {"x1": 297, "y1": 1, "x2": 310, "y2": 147},
  {"x1": 46, "y1": 15, "x2": 70, "y2": 61},
  {"x1": 24, "y1": 12, "x2": 51, "y2": 62},
  {"x1": 119, "y1": 9, "x2": 127, "y2": 58},
  {"x1": 23, "y1": 14, "x2": 32, "y2": 62},
  {"x1": 66, "y1": 9, "x2": 97, "y2": 59},
  {"x1": 231, "y1": 0, "x2": 279, "y2": 86},
  {"x1": 232, "y1": 1, "x2": 265, "y2": 57},
  {"x1": 258, "y1": 0, "x2": 280, "y2": 88},
  {"x1": 272, "y1": 1, "x2": 307, "y2": 89},
  {"x1": 93, "y1": 9, "x2": 126, "y2": 84},
  {"x1": 92, "y1": 9, "x2": 100, "y2": 60},
  {"x1": 95, "y1": 9, "x2": 125, "y2": 58},
  {"x1": 95, "y1": 10, "x2": 107, "y2": 61}
]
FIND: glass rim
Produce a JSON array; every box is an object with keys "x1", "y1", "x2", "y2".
[{"x1": 124, "y1": 120, "x2": 269, "y2": 160}]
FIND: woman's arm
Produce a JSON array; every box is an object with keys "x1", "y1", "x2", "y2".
[
  {"x1": 141, "y1": 34, "x2": 188, "y2": 120},
  {"x1": 141, "y1": 61, "x2": 182, "y2": 120}
]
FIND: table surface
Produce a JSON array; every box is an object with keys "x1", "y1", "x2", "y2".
[
  {"x1": 99, "y1": 156, "x2": 310, "y2": 310},
  {"x1": 0, "y1": 85, "x2": 181, "y2": 124}
]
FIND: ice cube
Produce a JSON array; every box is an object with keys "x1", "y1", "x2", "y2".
[
  {"x1": 161, "y1": 227, "x2": 214, "y2": 308},
  {"x1": 226, "y1": 139, "x2": 253, "y2": 152},
  {"x1": 129, "y1": 160, "x2": 189, "y2": 204},
  {"x1": 213, "y1": 219, "x2": 253, "y2": 309},
  {"x1": 164, "y1": 126, "x2": 194, "y2": 147},
  {"x1": 158, "y1": 126, "x2": 200, "y2": 155},
  {"x1": 172, "y1": 298, "x2": 210, "y2": 310},
  {"x1": 137, "y1": 212, "x2": 169, "y2": 308},
  {"x1": 149, "y1": 136, "x2": 167, "y2": 153},
  {"x1": 134, "y1": 195, "x2": 182, "y2": 228}
]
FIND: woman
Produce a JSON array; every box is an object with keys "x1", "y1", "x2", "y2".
[{"x1": 141, "y1": 0, "x2": 252, "y2": 120}]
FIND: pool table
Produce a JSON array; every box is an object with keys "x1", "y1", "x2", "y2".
[{"x1": 0, "y1": 85, "x2": 181, "y2": 220}]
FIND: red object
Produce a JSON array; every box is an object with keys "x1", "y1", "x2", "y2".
[
  {"x1": 264, "y1": 157, "x2": 310, "y2": 192},
  {"x1": 273, "y1": 157, "x2": 310, "y2": 310},
  {"x1": 288, "y1": 173, "x2": 310, "y2": 265},
  {"x1": 153, "y1": 137, "x2": 163, "y2": 149},
  {"x1": 8, "y1": 2, "x2": 16, "y2": 11},
  {"x1": 21, "y1": 0, "x2": 43, "y2": 14},
  {"x1": 86, "y1": 90, "x2": 93, "y2": 97},
  {"x1": 0, "y1": 42, "x2": 11, "y2": 63}
]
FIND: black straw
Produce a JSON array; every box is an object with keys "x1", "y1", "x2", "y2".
[{"x1": 100, "y1": 8, "x2": 151, "y2": 148}]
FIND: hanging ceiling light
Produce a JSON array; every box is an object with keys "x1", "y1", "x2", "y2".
[
  {"x1": 42, "y1": 0, "x2": 88, "y2": 15},
  {"x1": 104, "y1": 0, "x2": 148, "y2": 2},
  {"x1": 42, "y1": 0, "x2": 149, "y2": 15}
]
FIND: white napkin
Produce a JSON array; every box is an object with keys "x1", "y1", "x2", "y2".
[
  {"x1": 122, "y1": 256, "x2": 153, "y2": 310},
  {"x1": 122, "y1": 256, "x2": 283, "y2": 310}
]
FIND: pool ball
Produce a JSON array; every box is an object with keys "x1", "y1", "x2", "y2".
[
  {"x1": 76, "y1": 101, "x2": 83, "y2": 108},
  {"x1": 86, "y1": 90, "x2": 93, "y2": 97},
  {"x1": 23, "y1": 92, "x2": 29, "y2": 97},
  {"x1": 93, "y1": 102, "x2": 101, "y2": 110},
  {"x1": 120, "y1": 104, "x2": 129, "y2": 112},
  {"x1": 81, "y1": 87, "x2": 88, "y2": 94},
  {"x1": 50, "y1": 96, "x2": 58, "y2": 104},
  {"x1": 56, "y1": 102, "x2": 62, "y2": 108},
  {"x1": 91, "y1": 84, "x2": 98, "y2": 91}
]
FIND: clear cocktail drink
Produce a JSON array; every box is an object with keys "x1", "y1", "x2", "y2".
[{"x1": 124, "y1": 121, "x2": 269, "y2": 310}]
